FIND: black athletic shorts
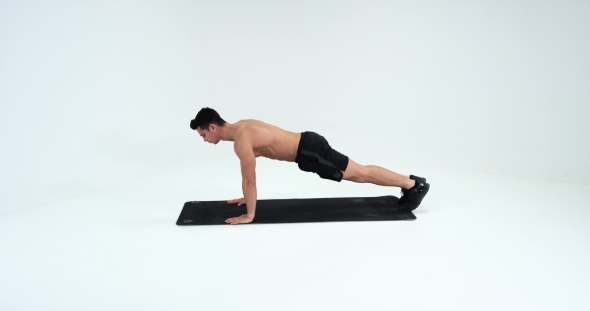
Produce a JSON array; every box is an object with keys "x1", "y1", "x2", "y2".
[{"x1": 295, "y1": 131, "x2": 349, "y2": 182}]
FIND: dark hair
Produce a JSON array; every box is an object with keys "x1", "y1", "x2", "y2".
[{"x1": 190, "y1": 107, "x2": 227, "y2": 131}]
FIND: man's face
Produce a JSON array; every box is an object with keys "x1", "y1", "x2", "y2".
[{"x1": 196, "y1": 126, "x2": 218, "y2": 144}]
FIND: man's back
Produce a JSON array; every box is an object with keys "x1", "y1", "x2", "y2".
[{"x1": 233, "y1": 119, "x2": 301, "y2": 162}]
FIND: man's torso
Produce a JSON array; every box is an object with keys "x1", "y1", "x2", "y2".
[{"x1": 233, "y1": 119, "x2": 301, "y2": 162}]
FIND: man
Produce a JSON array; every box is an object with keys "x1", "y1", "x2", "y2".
[{"x1": 190, "y1": 107, "x2": 430, "y2": 225}]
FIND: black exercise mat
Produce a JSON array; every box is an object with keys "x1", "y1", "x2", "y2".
[{"x1": 176, "y1": 195, "x2": 415, "y2": 225}]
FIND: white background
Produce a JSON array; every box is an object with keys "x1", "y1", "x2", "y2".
[
  {"x1": 1, "y1": 1, "x2": 589, "y2": 310},
  {"x1": 2, "y1": 0, "x2": 588, "y2": 215}
]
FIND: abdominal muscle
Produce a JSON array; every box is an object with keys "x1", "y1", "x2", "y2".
[{"x1": 234, "y1": 119, "x2": 301, "y2": 162}]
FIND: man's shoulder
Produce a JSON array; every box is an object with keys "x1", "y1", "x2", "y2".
[
  {"x1": 233, "y1": 126, "x2": 259, "y2": 150},
  {"x1": 235, "y1": 124, "x2": 256, "y2": 140},
  {"x1": 236, "y1": 120, "x2": 271, "y2": 138},
  {"x1": 234, "y1": 120, "x2": 276, "y2": 147}
]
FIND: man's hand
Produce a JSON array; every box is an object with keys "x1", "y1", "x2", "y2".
[
  {"x1": 225, "y1": 214, "x2": 254, "y2": 225},
  {"x1": 226, "y1": 198, "x2": 254, "y2": 225},
  {"x1": 227, "y1": 198, "x2": 246, "y2": 206}
]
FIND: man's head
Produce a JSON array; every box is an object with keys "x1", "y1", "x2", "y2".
[{"x1": 190, "y1": 107, "x2": 227, "y2": 144}]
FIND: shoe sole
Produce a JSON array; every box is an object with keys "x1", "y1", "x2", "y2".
[
  {"x1": 413, "y1": 182, "x2": 430, "y2": 208},
  {"x1": 401, "y1": 182, "x2": 430, "y2": 212},
  {"x1": 399, "y1": 176, "x2": 428, "y2": 209}
]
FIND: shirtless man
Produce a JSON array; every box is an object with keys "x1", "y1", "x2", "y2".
[{"x1": 190, "y1": 107, "x2": 430, "y2": 225}]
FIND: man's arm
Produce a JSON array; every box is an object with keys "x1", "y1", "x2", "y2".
[{"x1": 229, "y1": 135, "x2": 257, "y2": 223}]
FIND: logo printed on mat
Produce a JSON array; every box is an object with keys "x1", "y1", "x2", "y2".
[{"x1": 184, "y1": 220, "x2": 193, "y2": 223}]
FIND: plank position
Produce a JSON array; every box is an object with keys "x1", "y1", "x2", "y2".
[{"x1": 190, "y1": 108, "x2": 430, "y2": 225}]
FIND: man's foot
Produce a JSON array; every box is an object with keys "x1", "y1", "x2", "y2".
[
  {"x1": 398, "y1": 175, "x2": 426, "y2": 206},
  {"x1": 398, "y1": 175, "x2": 429, "y2": 211}
]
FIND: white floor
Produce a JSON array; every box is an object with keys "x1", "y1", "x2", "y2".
[{"x1": 1, "y1": 158, "x2": 589, "y2": 311}]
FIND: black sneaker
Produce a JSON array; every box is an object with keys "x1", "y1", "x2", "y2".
[
  {"x1": 398, "y1": 175, "x2": 426, "y2": 206},
  {"x1": 411, "y1": 175, "x2": 427, "y2": 184},
  {"x1": 398, "y1": 175, "x2": 429, "y2": 211}
]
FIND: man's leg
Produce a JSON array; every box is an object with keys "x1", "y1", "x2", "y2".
[
  {"x1": 341, "y1": 158, "x2": 430, "y2": 210},
  {"x1": 341, "y1": 159, "x2": 416, "y2": 189}
]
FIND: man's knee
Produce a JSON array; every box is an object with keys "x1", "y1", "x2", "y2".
[
  {"x1": 316, "y1": 160, "x2": 344, "y2": 182},
  {"x1": 297, "y1": 150, "x2": 344, "y2": 182},
  {"x1": 342, "y1": 159, "x2": 366, "y2": 182}
]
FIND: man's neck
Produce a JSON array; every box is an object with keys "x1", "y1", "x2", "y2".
[{"x1": 219, "y1": 123, "x2": 236, "y2": 142}]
